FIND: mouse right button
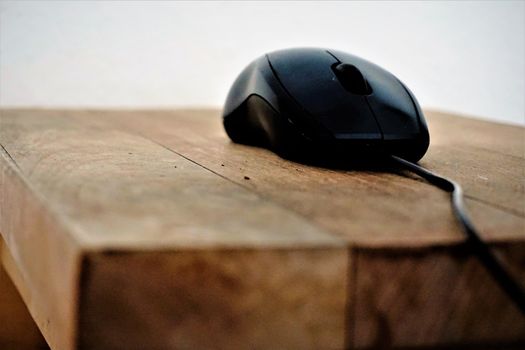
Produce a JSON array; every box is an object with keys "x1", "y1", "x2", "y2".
[
  {"x1": 365, "y1": 74, "x2": 421, "y2": 141},
  {"x1": 328, "y1": 50, "x2": 421, "y2": 140}
]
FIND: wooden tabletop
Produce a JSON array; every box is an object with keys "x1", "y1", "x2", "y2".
[{"x1": 0, "y1": 109, "x2": 524, "y2": 349}]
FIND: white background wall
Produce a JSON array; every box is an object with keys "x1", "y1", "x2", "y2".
[{"x1": 1, "y1": 1, "x2": 524, "y2": 125}]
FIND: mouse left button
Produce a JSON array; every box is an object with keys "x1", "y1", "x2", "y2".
[
  {"x1": 223, "y1": 61, "x2": 257, "y2": 118},
  {"x1": 268, "y1": 48, "x2": 382, "y2": 139}
]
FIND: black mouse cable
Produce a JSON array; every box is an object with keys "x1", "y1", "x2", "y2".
[{"x1": 390, "y1": 155, "x2": 525, "y2": 315}]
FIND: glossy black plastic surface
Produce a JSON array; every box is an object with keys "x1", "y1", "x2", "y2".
[{"x1": 223, "y1": 47, "x2": 430, "y2": 162}]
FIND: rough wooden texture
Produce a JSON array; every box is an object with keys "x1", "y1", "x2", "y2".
[
  {"x1": 0, "y1": 129, "x2": 80, "y2": 350},
  {"x1": 105, "y1": 109, "x2": 525, "y2": 247},
  {"x1": 79, "y1": 249, "x2": 347, "y2": 350},
  {"x1": 0, "y1": 239, "x2": 49, "y2": 350},
  {"x1": 0, "y1": 109, "x2": 523, "y2": 349},
  {"x1": 0, "y1": 109, "x2": 346, "y2": 350},
  {"x1": 352, "y1": 244, "x2": 525, "y2": 348}
]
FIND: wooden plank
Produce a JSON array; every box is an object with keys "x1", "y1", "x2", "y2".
[
  {"x1": 0, "y1": 239, "x2": 49, "y2": 350},
  {"x1": 352, "y1": 244, "x2": 525, "y2": 348},
  {"x1": 420, "y1": 111, "x2": 524, "y2": 218},
  {"x1": 0, "y1": 110, "x2": 347, "y2": 349},
  {"x1": 0, "y1": 140, "x2": 81, "y2": 350},
  {"x1": 78, "y1": 249, "x2": 347, "y2": 350},
  {"x1": 104, "y1": 109, "x2": 525, "y2": 247},
  {"x1": 0, "y1": 110, "x2": 341, "y2": 250}
]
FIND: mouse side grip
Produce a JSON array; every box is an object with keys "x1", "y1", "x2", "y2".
[
  {"x1": 223, "y1": 53, "x2": 327, "y2": 159},
  {"x1": 223, "y1": 95, "x2": 268, "y2": 146},
  {"x1": 223, "y1": 57, "x2": 305, "y2": 154},
  {"x1": 224, "y1": 95, "x2": 307, "y2": 158},
  {"x1": 223, "y1": 57, "x2": 275, "y2": 145},
  {"x1": 223, "y1": 61, "x2": 257, "y2": 118},
  {"x1": 396, "y1": 79, "x2": 430, "y2": 161}
]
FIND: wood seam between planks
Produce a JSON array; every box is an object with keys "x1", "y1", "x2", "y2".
[
  {"x1": 126, "y1": 131, "x2": 347, "y2": 245},
  {"x1": 128, "y1": 131, "x2": 524, "y2": 231},
  {"x1": 2, "y1": 116, "x2": 345, "y2": 251},
  {"x1": 0, "y1": 144, "x2": 21, "y2": 171},
  {"x1": 394, "y1": 167, "x2": 524, "y2": 219},
  {"x1": 464, "y1": 194, "x2": 524, "y2": 219}
]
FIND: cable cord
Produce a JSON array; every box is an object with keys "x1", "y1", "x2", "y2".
[{"x1": 390, "y1": 155, "x2": 525, "y2": 315}]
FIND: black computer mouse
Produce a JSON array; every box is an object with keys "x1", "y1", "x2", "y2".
[{"x1": 223, "y1": 48, "x2": 430, "y2": 163}]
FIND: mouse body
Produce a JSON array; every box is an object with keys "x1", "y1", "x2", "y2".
[{"x1": 223, "y1": 48, "x2": 429, "y2": 162}]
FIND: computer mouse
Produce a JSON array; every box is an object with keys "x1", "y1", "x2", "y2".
[{"x1": 223, "y1": 47, "x2": 429, "y2": 162}]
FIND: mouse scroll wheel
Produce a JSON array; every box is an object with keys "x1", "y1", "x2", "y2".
[{"x1": 332, "y1": 63, "x2": 372, "y2": 95}]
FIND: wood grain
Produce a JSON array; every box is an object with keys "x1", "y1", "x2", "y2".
[
  {"x1": 0, "y1": 138, "x2": 81, "y2": 350},
  {"x1": 105, "y1": 109, "x2": 525, "y2": 347},
  {"x1": 352, "y1": 244, "x2": 525, "y2": 348},
  {"x1": 0, "y1": 110, "x2": 341, "y2": 250},
  {"x1": 79, "y1": 249, "x2": 348, "y2": 350},
  {"x1": 0, "y1": 109, "x2": 346, "y2": 350},
  {"x1": 105, "y1": 109, "x2": 525, "y2": 247},
  {"x1": 0, "y1": 108, "x2": 523, "y2": 349}
]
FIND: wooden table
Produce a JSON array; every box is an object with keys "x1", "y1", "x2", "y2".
[{"x1": 0, "y1": 109, "x2": 524, "y2": 350}]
